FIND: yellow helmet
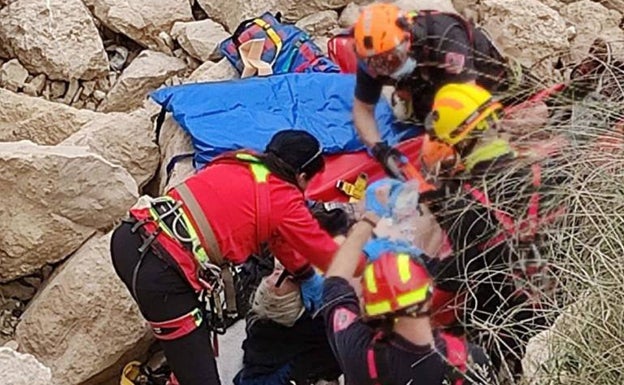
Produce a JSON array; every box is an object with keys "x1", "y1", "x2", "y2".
[{"x1": 425, "y1": 83, "x2": 503, "y2": 145}]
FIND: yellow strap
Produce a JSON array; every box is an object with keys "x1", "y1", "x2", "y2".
[
  {"x1": 336, "y1": 173, "x2": 368, "y2": 202},
  {"x1": 253, "y1": 18, "x2": 282, "y2": 65}
]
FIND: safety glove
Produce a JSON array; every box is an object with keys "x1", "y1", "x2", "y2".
[
  {"x1": 300, "y1": 271, "x2": 325, "y2": 312},
  {"x1": 364, "y1": 177, "x2": 410, "y2": 218},
  {"x1": 362, "y1": 237, "x2": 423, "y2": 262},
  {"x1": 371, "y1": 141, "x2": 409, "y2": 180}
]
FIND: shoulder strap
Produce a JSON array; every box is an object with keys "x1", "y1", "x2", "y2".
[
  {"x1": 440, "y1": 332, "x2": 467, "y2": 385},
  {"x1": 234, "y1": 153, "x2": 272, "y2": 245}
]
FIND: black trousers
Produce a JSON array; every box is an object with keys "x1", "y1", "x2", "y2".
[{"x1": 110, "y1": 221, "x2": 221, "y2": 385}]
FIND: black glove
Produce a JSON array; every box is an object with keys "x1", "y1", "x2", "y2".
[
  {"x1": 371, "y1": 141, "x2": 408, "y2": 180},
  {"x1": 308, "y1": 201, "x2": 357, "y2": 236}
]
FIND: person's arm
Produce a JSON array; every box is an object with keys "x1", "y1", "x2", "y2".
[
  {"x1": 354, "y1": 66, "x2": 384, "y2": 148},
  {"x1": 326, "y1": 211, "x2": 379, "y2": 279},
  {"x1": 271, "y1": 196, "x2": 340, "y2": 273},
  {"x1": 353, "y1": 98, "x2": 382, "y2": 148}
]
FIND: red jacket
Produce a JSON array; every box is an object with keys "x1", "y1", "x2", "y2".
[{"x1": 131, "y1": 157, "x2": 338, "y2": 291}]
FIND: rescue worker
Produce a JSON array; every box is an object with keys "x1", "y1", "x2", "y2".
[
  {"x1": 350, "y1": 3, "x2": 525, "y2": 178},
  {"x1": 110, "y1": 130, "x2": 340, "y2": 385},
  {"x1": 321, "y1": 178, "x2": 495, "y2": 385},
  {"x1": 418, "y1": 83, "x2": 566, "y2": 378}
]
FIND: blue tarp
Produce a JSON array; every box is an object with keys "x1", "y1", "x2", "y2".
[{"x1": 150, "y1": 73, "x2": 419, "y2": 169}]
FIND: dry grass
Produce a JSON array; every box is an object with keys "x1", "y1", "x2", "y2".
[{"x1": 444, "y1": 43, "x2": 624, "y2": 384}]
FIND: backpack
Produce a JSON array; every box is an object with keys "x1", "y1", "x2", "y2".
[
  {"x1": 219, "y1": 12, "x2": 340, "y2": 76},
  {"x1": 327, "y1": 30, "x2": 358, "y2": 74}
]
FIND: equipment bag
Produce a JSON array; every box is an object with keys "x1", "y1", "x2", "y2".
[
  {"x1": 327, "y1": 30, "x2": 358, "y2": 74},
  {"x1": 219, "y1": 12, "x2": 340, "y2": 76}
]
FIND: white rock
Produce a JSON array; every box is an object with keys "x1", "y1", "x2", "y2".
[
  {"x1": 89, "y1": 0, "x2": 193, "y2": 51},
  {"x1": 0, "y1": 0, "x2": 109, "y2": 81},
  {"x1": 171, "y1": 19, "x2": 230, "y2": 62},
  {"x1": 157, "y1": 115, "x2": 196, "y2": 193},
  {"x1": 478, "y1": 0, "x2": 570, "y2": 79},
  {"x1": 15, "y1": 231, "x2": 152, "y2": 385},
  {"x1": 196, "y1": 0, "x2": 351, "y2": 32},
  {"x1": 98, "y1": 50, "x2": 187, "y2": 113},
  {"x1": 22, "y1": 74, "x2": 47, "y2": 97},
  {"x1": 561, "y1": 0, "x2": 624, "y2": 63},
  {"x1": 0, "y1": 59, "x2": 28, "y2": 92},
  {"x1": 295, "y1": 10, "x2": 339, "y2": 38},
  {"x1": 186, "y1": 57, "x2": 239, "y2": 83},
  {"x1": 49, "y1": 81, "x2": 67, "y2": 100},
  {"x1": 393, "y1": 0, "x2": 457, "y2": 13},
  {"x1": 597, "y1": 0, "x2": 624, "y2": 12},
  {"x1": 0, "y1": 347, "x2": 52, "y2": 385},
  {"x1": 61, "y1": 110, "x2": 160, "y2": 188},
  {"x1": 0, "y1": 88, "x2": 100, "y2": 144},
  {"x1": 338, "y1": 2, "x2": 360, "y2": 27},
  {"x1": 0, "y1": 141, "x2": 138, "y2": 282}
]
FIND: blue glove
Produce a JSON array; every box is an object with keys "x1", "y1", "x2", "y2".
[
  {"x1": 363, "y1": 237, "x2": 423, "y2": 262},
  {"x1": 364, "y1": 178, "x2": 406, "y2": 218},
  {"x1": 300, "y1": 272, "x2": 325, "y2": 312}
]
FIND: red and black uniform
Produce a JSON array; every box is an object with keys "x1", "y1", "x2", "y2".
[
  {"x1": 422, "y1": 143, "x2": 568, "y2": 376},
  {"x1": 355, "y1": 11, "x2": 508, "y2": 122},
  {"x1": 111, "y1": 153, "x2": 338, "y2": 385},
  {"x1": 322, "y1": 277, "x2": 495, "y2": 385}
]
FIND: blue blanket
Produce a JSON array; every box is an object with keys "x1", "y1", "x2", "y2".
[{"x1": 150, "y1": 73, "x2": 419, "y2": 169}]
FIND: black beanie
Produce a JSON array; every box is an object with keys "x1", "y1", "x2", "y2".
[{"x1": 265, "y1": 130, "x2": 325, "y2": 175}]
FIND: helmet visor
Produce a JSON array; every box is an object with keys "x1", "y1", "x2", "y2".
[{"x1": 363, "y1": 40, "x2": 410, "y2": 77}]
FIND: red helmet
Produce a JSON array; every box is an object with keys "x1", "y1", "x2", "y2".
[{"x1": 362, "y1": 251, "x2": 433, "y2": 318}]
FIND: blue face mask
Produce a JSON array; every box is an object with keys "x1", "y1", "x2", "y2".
[{"x1": 390, "y1": 57, "x2": 417, "y2": 80}]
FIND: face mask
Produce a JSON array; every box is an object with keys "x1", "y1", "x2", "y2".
[{"x1": 389, "y1": 57, "x2": 417, "y2": 80}]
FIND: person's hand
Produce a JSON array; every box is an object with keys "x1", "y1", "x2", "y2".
[
  {"x1": 363, "y1": 178, "x2": 405, "y2": 218},
  {"x1": 362, "y1": 237, "x2": 423, "y2": 262},
  {"x1": 300, "y1": 272, "x2": 325, "y2": 312},
  {"x1": 371, "y1": 141, "x2": 409, "y2": 180}
]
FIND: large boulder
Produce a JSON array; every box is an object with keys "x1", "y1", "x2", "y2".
[
  {"x1": 295, "y1": 10, "x2": 339, "y2": 38},
  {"x1": 0, "y1": 141, "x2": 137, "y2": 282},
  {"x1": 98, "y1": 50, "x2": 187, "y2": 113},
  {"x1": 186, "y1": 57, "x2": 239, "y2": 83},
  {"x1": 156, "y1": 115, "x2": 195, "y2": 193},
  {"x1": 560, "y1": 0, "x2": 624, "y2": 63},
  {"x1": 61, "y1": 110, "x2": 160, "y2": 188},
  {"x1": 0, "y1": 88, "x2": 100, "y2": 145},
  {"x1": 0, "y1": 347, "x2": 52, "y2": 385},
  {"x1": 171, "y1": 19, "x2": 230, "y2": 62},
  {"x1": 196, "y1": 0, "x2": 351, "y2": 32},
  {"x1": 478, "y1": 0, "x2": 570, "y2": 79},
  {"x1": 0, "y1": 0, "x2": 109, "y2": 81},
  {"x1": 15, "y1": 231, "x2": 152, "y2": 385},
  {"x1": 87, "y1": 0, "x2": 193, "y2": 51}
]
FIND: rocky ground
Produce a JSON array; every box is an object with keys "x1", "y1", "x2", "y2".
[{"x1": 0, "y1": 0, "x2": 623, "y2": 384}]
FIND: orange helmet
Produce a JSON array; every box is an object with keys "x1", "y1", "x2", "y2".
[
  {"x1": 419, "y1": 134, "x2": 463, "y2": 181},
  {"x1": 353, "y1": 3, "x2": 411, "y2": 76},
  {"x1": 362, "y1": 251, "x2": 433, "y2": 318}
]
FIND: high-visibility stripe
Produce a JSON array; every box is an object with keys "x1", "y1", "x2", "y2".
[
  {"x1": 396, "y1": 285, "x2": 430, "y2": 308},
  {"x1": 364, "y1": 265, "x2": 378, "y2": 293},
  {"x1": 365, "y1": 300, "x2": 392, "y2": 316},
  {"x1": 250, "y1": 163, "x2": 270, "y2": 182},
  {"x1": 397, "y1": 253, "x2": 412, "y2": 283}
]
